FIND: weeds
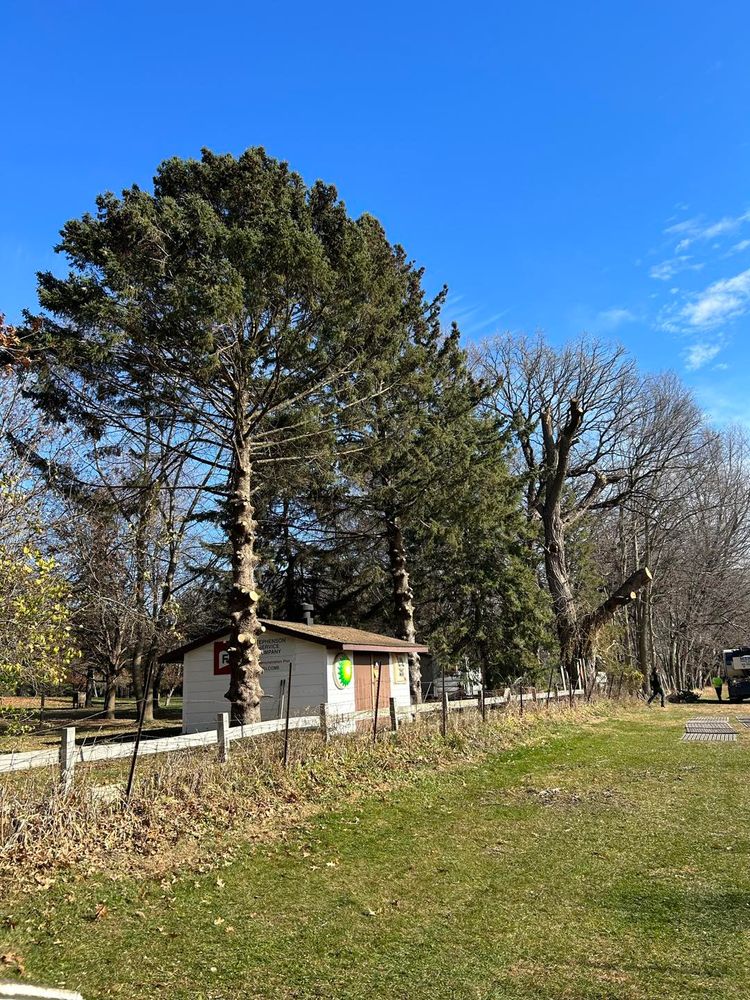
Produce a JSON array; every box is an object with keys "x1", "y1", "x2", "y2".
[{"x1": 0, "y1": 699, "x2": 622, "y2": 895}]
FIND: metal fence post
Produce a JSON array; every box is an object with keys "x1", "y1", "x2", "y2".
[
  {"x1": 319, "y1": 702, "x2": 329, "y2": 743},
  {"x1": 372, "y1": 660, "x2": 383, "y2": 744},
  {"x1": 389, "y1": 696, "x2": 399, "y2": 733},
  {"x1": 282, "y1": 660, "x2": 293, "y2": 767}
]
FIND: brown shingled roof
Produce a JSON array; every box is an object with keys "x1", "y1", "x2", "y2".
[{"x1": 160, "y1": 619, "x2": 429, "y2": 662}]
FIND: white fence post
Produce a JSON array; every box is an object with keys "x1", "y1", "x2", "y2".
[
  {"x1": 217, "y1": 713, "x2": 230, "y2": 763},
  {"x1": 59, "y1": 727, "x2": 76, "y2": 793}
]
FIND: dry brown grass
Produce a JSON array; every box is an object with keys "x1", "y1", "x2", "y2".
[{"x1": 0, "y1": 698, "x2": 623, "y2": 898}]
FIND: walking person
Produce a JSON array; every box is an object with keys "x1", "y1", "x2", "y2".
[
  {"x1": 647, "y1": 666, "x2": 665, "y2": 708},
  {"x1": 711, "y1": 673, "x2": 724, "y2": 701}
]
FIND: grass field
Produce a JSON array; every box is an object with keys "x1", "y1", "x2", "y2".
[
  {"x1": 0, "y1": 698, "x2": 183, "y2": 752},
  {"x1": 2, "y1": 701, "x2": 749, "y2": 999}
]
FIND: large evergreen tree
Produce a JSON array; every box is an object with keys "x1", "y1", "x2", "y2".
[
  {"x1": 410, "y1": 411, "x2": 552, "y2": 688},
  {"x1": 24, "y1": 148, "x2": 433, "y2": 723}
]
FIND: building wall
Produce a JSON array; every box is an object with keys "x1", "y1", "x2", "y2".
[
  {"x1": 182, "y1": 631, "x2": 414, "y2": 734},
  {"x1": 325, "y1": 648, "x2": 355, "y2": 717},
  {"x1": 326, "y1": 650, "x2": 411, "y2": 732},
  {"x1": 182, "y1": 630, "x2": 327, "y2": 733},
  {"x1": 389, "y1": 652, "x2": 412, "y2": 708}
]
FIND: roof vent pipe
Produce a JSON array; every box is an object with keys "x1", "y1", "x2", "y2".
[{"x1": 300, "y1": 602, "x2": 314, "y2": 626}]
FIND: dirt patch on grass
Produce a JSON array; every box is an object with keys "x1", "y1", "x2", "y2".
[{"x1": 481, "y1": 783, "x2": 626, "y2": 809}]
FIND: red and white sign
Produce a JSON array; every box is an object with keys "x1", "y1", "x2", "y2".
[{"x1": 213, "y1": 641, "x2": 230, "y2": 675}]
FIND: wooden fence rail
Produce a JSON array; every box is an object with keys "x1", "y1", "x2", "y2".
[{"x1": 0, "y1": 688, "x2": 584, "y2": 780}]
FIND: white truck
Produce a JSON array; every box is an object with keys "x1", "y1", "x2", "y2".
[{"x1": 722, "y1": 647, "x2": 750, "y2": 702}]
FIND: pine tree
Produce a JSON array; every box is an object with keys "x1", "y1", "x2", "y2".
[{"x1": 24, "y1": 148, "x2": 418, "y2": 723}]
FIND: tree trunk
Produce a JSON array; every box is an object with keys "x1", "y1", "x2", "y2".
[
  {"x1": 385, "y1": 512, "x2": 422, "y2": 703},
  {"x1": 150, "y1": 656, "x2": 164, "y2": 715},
  {"x1": 281, "y1": 498, "x2": 299, "y2": 620},
  {"x1": 104, "y1": 676, "x2": 117, "y2": 719},
  {"x1": 85, "y1": 665, "x2": 96, "y2": 708},
  {"x1": 577, "y1": 567, "x2": 653, "y2": 679},
  {"x1": 226, "y1": 433, "x2": 263, "y2": 725},
  {"x1": 149, "y1": 518, "x2": 180, "y2": 717},
  {"x1": 636, "y1": 596, "x2": 650, "y2": 684},
  {"x1": 131, "y1": 638, "x2": 154, "y2": 723},
  {"x1": 541, "y1": 503, "x2": 579, "y2": 672},
  {"x1": 632, "y1": 516, "x2": 651, "y2": 687}
]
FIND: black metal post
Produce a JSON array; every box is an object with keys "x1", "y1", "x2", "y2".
[
  {"x1": 441, "y1": 660, "x2": 448, "y2": 737},
  {"x1": 282, "y1": 660, "x2": 293, "y2": 767},
  {"x1": 569, "y1": 664, "x2": 575, "y2": 708},
  {"x1": 372, "y1": 660, "x2": 383, "y2": 744},
  {"x1": 125, "y1": 655, "x2": 157, "y2": 804}
]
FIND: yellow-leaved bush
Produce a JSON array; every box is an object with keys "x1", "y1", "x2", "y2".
[{"x1": 0, "y1": 544, "x2": 78, "y2": 694}]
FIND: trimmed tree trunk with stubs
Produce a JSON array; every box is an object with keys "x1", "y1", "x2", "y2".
[
  {"x1": 225, "y1": 431, "x2": 264, "y2": 725},
  {"x1": 385, "y1": 512, "x2": 422, "y2": 703}
]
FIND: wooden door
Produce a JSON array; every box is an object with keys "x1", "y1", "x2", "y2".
[
  {"x1": 354, "y1": 654, "x2": 373, "y2": 711},
  {"x1": 354, "y1": 654, "x2": 391, "y2": 729},
  {"x1": 373, "y1": 658, "x2": 391, "y2": 712}
]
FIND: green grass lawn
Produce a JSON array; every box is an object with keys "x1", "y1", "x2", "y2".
[
  {"x1": 3, "y1": 702, "x2": 750, "y2": 999},
  {"x1": 0, "y1": 699, "x2": 183, "y2": 752}
]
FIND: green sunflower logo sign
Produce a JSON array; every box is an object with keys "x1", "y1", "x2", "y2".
[{"x1": 333, "y1": 654, "x2": 353, "y2": 689}]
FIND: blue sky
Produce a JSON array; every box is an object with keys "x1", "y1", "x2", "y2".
[{"x1": 2, "y1": 1, "x2": 750, "y2": 423}]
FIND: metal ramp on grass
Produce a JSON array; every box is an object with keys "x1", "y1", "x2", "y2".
[
  {"x1": 736, "y1": 718, "x2": 750, "y2": 728},
  {"x1": 682, "y1": 732, "x2": 737, "y2": 742},
  {"x1": 682, "y1": 716, "x2": 738, "y2": 742}
]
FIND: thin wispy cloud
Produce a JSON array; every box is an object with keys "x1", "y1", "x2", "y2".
[
  {"x1": 444, "y1": 293, "x2": 510, "y2": 337},
  {"x1": 684, "y1": 341, "x2": 722, "y2": 371},
  {"x1": 680, "y1": 268, "x2": 750, "y2": 329},
  {"x1": 665, "y1": 211, "x2": 750, "y2": 251},
  {"x1": 649, "y1": 255, "x2": 704, "y2": 281},
  {"x1": 595, "y1": 306, "x2": 635, "y2": 332}
]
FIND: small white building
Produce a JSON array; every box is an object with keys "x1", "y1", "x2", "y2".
[{"x1": 161, "y1": 619, "x2": 428, "y2": 733}]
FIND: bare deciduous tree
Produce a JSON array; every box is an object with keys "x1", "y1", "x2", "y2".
[{"x1": 478, "y1": 333, "x2": 701, "y2": 680}]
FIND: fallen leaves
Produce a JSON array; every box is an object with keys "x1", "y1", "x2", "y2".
[{"x1": 1, "y1": 951, "x2": 25, "y2": 975}]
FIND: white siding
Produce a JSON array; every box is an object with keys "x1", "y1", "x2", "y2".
[
  {"x1": 325, "y1": 648, "x2": 356, "y2": 713},
  {"x1": 182, "y1": 629, "x2": 414, "y2": 734},
  {"x1": 390, "y1": 652, "x2": 412, "y2": 708},
  {"x1": 182, "y1": 630, "x2": 327, "y2": 734}
]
